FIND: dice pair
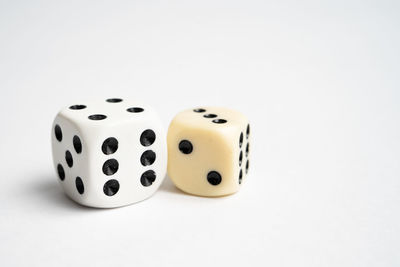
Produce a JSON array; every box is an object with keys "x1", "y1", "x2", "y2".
[{"x1": 52, "y1": 98, "x2": 250, "y2": 208}]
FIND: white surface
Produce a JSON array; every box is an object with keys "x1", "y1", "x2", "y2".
[
  {"x1": 0, "y1": 0, "x2": 399, "y2": 266},
  {"x1": 52, "y1": 99, "x2": 167, "y2": 208}
]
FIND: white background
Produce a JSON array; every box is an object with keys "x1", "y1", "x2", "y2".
[{"x1": 0, "y1": 0, "x2": 399, "y2": 266}]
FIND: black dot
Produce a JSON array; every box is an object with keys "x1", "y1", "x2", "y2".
[
  {"x1": 88, "y1": 114, "x2": 107, "y2": 120},
  {"x1": 212, "y1": 119, "x2": 227, "y2": 124},
  {"x1": 246, "y1": 143, "x2": 250, "y2": 157},
  {"x1": 239, "y1": 151, "x2": 243, "y2": 166},
  {"x1": 141, "y1": 170, "x2": 156, "y2": 187},
  {"x1": 178, "y1": 140, "x2": 193, "y2": 154},
  {"x1": 127, "y1": 107, "x2": 144, "y2": 113},
  {"x1": 246, "y1": 160, "x2": 249, "y2": 174},
  {"x1": 65, "y1": 150, "x2": 73, "y2": 167},
  {"x1": 106, "y1": 98, "x2": 123, "y2": 103},
  {"x1": 69, "y1": 105, "x2": 86, "y2": 110},
  {"x1": 207, "y1": 171, "x2": 222, "y2": 186},
  {"x1": 103, "y1": 179, "x2": 120, "y2": 196},
  {"x1": 203, "y1": 114, "x2": 217, "y2": 118},
  {"x1": 193, "y1": 108, "x2": 206, "y2": 113},
  {"x1": 57, "y1": 164, "x2": 65, "y2": 181},
  {"x1": 239, "y1": 169, "x2": 243, "y2": 184},
  {"x1": 140, "y1": 129, "x2": 156, "y2": 146},
  {"x1": 75, "y1": 177, "x2": 84, "y2": 194},
  {"x1": 73, "y1": 135, "x2": 82, "y2": 154},
  {"x1": 140, "y1": 150, "x2": 156, "y2": 166},
  {"x1": 54, "y1": 125, "x2": 62, "y2": 142},
  {"x1": 246, "y1": 124, "x2": 250, "y2": 139},
  {"x1": 239, "y1": 132, "x2": 243, "y2": 148},
  {"x1": 102, "y1": 159, "x2": 119, "y2": 176},
  {"x1": 102, "y1": 137, "x2": 118, "y2": 155}
]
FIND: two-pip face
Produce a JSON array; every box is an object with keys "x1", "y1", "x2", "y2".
[{"x1": 167, "y1": 107, "x2": 250, "y2": 197}]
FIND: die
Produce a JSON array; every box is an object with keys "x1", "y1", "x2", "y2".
[
  {"x1": 51, "y1": 98, "x2": 167, "y2": 208},
  {"x1": 167, "y1": 107, "x2": 250, "y2": 197}
]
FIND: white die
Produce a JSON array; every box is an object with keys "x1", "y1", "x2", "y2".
[{"x1": 51, "y1": 98, "x2": 167, "y2": 208}]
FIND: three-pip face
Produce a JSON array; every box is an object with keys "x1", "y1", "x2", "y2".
[
  {"x1": 167, "y1": 107, "x2": 250, "y2": 197},
  {"x1": 51, "y1": 98, "x2": 167, "y2": 208}
]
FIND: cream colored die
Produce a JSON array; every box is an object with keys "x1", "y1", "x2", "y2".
[{"x1": 167, "y1": 107, "x2": 250, "y2": 197}]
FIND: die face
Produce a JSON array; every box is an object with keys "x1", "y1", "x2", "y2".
[
  {"x1": 51, "y1": 98, "x2": 167, "y2": 208},
  {"x1": 60, "y1": 99, "x2": 158, "y2": 129},
  {"x1": 237, "y1": 123, "x2": 251, "y2": 186},
  {"x1": 167, "y1": 107, "x2": 250, "y2": 197},
  {"x1": 84, "y1": 120, "x2": 166, "y2": 207},
  {"x1": 168, "y1": 125, "x2": 234, "y2": 196},
  {"x1": 52, "y1": 116, "x2": 90, "y2": 202}
]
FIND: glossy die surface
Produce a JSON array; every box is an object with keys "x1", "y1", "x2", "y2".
[
  {"x1": 51, "y1": 98, "x2": 167, "y2": 208},
  {"x1": 167, "y1": 107, "x2": 250, "y2": 197}
]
